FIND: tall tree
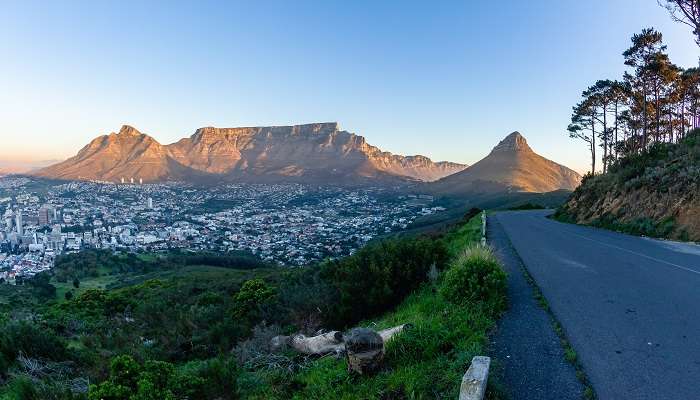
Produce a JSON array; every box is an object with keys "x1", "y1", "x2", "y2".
[
  {"x1": 659, "y1": 0, "x2": 700, "y2": 47},
  {"x1": 623, "y1": 29, "x2": 666, "y2": 148},
  {"x1": 586, "y1": 80, "x2": 615, "y2": 173},
  {"x1": 646, "y1": 52, "x2": 679, "y2": 141},
  {"x1": 568, "y1": 98, "x2": 599, "y2": 174},
  {"x1": 681, "y1": 68, "x2": 700, "y2": 132},
  {"x1": 609, "y1": 81, "x2": 631, "y2": 158}
]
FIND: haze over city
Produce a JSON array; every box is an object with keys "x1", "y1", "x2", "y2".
[{"x1": 1, "y1": 0, "x2": 697, "y2": 174}]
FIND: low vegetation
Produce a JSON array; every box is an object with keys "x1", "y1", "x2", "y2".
[
  {"x1": 238, "y1": 212, "x2": 507, "y2": 399},
  {"x1": 0, "y1": 212, "x2": 507, "y2": 399}
]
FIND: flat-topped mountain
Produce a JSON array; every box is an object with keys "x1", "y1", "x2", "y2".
[
  {"x1": 35, "y1": 123, "x2": 467, "y2": 184},
  {"x1": 430, "y1": 131, "x2": 581, "y2": 195}
]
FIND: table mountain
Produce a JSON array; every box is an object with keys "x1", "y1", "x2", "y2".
[
  {"x1": 430, "y1": 131, "x2": 581, "y2": 195},
  {"x1": 35, "y1": 123, "x2": 467, "y2": 184}
]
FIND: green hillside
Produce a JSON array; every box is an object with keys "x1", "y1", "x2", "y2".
[{"x1": 556, "y1": 129, "x2": 700, "y2": 241}]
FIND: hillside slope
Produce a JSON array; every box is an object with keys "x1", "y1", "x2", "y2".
[{"x1": 556, "y1": 130, "x2": 700, "y2": 241}]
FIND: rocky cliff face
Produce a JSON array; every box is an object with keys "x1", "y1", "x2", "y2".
[
  {"x1": 35, "y1": 123, "x2": 467, "y2": 184},
  {"x1": 430, "y1": 131, "x2": 581, "y2": 195}
]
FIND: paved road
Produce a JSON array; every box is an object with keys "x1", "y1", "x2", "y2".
[
  {"x1": 488, "y1": 216, "x2": 584, "y2": 399},
  {"x1": 495, "y1": 210, "x2": 700, "y2": 400}
]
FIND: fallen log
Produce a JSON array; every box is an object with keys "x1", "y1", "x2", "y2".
[
  {"x1": 271, "y1": 330, "x2": 344, "y2": 355},
  {"x1": 377, "y1": 323, "x2": 412, "y2": 343},
  {"x1": 270, "y1": 323, "x2": 411, "y2": 357}
]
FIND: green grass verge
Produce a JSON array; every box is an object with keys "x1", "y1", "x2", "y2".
[{"x1": 238, "y1": 212, "x2": 507, "y2": 399}]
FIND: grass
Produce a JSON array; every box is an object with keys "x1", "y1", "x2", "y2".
[
  {"x1": 241, "y1": 288, "x2": 501, "y2": 399},
  {"x1": 51, "y1": 264, "x2": 270, "y2": 302},
  {"x1": 238, "y1": 212, "x2": 508, "y2": 399},
  {"x1": 442, "y1": 212, "x2": 483, "y2": 258}
]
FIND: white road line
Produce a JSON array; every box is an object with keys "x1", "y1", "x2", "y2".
[{"x1": 563, "y1": 229, "x2": 700, "y2": 276}]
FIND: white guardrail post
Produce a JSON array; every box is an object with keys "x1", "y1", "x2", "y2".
[
  {"x1": 481, "y1": 212, "x2": 487, "y2": 247},
  {"x1": 459, "y1": 356, "x2": 491, "y2": 400}
]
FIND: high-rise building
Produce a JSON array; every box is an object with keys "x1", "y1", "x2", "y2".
[
  {"x1": 147, "y1": 197, "x2": 153, "y2": 209},
  {"x1": 38, "y1": 204, "x2": 53, "y2": 226},
  {"x1": 50, "y1": 224, "x2": 62, "y2": 251},
  {"x1": 15, "y1": 211, "x2": 23, "y2": 236},
  {"x1": 3, "y1": 207, "x2": 12, "y2": 232}
]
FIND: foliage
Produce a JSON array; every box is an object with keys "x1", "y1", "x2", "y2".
[
  {"x1": 321, "y1": 236, "x2": 449, "y2": 328},
  {"x1": 508, "y1": 202, "x2": 546, "y2": 210},
  {"x1": 233, "y1": 279, "x2": 276, "y2": 318},
  {"x1": 87, "y1": 355, "x2": 235, "y2": 400},
  {"x1": 440, "y1": 245, "x2": 508, "y2": 313}
]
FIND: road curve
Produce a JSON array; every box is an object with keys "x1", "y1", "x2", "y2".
[{"x1": 494, "y1": 210, "x2": 700, "y2": 400}]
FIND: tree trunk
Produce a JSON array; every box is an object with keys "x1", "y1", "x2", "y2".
[
  {"x1": 602, "y1": 104, "x2": 608, "y2": 173},
  {"x1": 591, "y1": 111, "x2": 597, "y2": 174},
  {"x1": 345, "y1": 328, "x2": 384, "y2": 375},
  {"x1": 614, "y1": 101, "x2": 619, "y2": 159}
]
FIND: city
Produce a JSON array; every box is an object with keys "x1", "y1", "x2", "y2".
[{"x1": 0, "y1": 176, "x2": 444, "y2": 282}]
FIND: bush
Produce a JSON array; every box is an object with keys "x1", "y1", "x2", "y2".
[
  {"x1": 322, "y1": 237, "x2": 449, "y2": 328},
  {"x1": 439, "y1": 246, "x2": 507, "y2": 312},
  {"x1": 233, "y1": 279, "x2": 277, "y2": 319},
  {"x1": 88, "y1": 355, "x2": 224, "y2": 400},
  {"x1": 0, "y1": 321, "x2": 68, "y2": 362}
]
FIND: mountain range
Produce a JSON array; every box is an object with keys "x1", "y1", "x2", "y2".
[
  {"x1": 34, "y1": 123, "x2": 466, "y2": 184},
  {"x1": 33, "y1": 123, "x2": 581, "y2": 195}
]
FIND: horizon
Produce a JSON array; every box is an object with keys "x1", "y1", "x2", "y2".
[{"x1": 1, "y1": 0, "x2": 698, "y2": 174}]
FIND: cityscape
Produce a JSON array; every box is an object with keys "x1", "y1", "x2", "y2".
[{"x1": 0, "y1": 176, "x2": 444, "y2": 283}]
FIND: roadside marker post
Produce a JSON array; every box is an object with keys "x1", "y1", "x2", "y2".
[{"x1": 481, "y1": 212, "x2": 487, "y2": 247}]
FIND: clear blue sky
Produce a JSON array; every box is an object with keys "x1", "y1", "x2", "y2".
[{"x1": 1, "y1": 0, "x2": 697, "y2": 173}]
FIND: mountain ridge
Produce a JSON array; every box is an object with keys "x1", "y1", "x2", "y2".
[{"x1": 35, "y1": 123, "x2": 467, "y2": 184}]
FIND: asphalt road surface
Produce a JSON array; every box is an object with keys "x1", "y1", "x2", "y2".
[{"x1": 495, "y1": 210, "x2": 700, "y2": 400}]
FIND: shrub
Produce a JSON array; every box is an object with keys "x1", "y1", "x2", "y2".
[
  {"x1": 233, "y1": 279, "x2": 277, "y2": 318},
  {"x1": 322, "y1": 236, "x2": 449, "y2": 328},
  {"x1": 0, "y1": 321, "x2": 68, "y2": 362},
  {"x1": 88, "y1": 355, "x2": 219, "y2": 400},
  {"x1": 439, "y1": 246, "x2": 507, "y2": 312}
]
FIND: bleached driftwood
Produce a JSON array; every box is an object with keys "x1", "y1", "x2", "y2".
[
  {"x1": 377, "y1": 323, "x2": 412, "y2": 343},
  {"x1": 272, "y1": 330, "x2": 344, "y2": 355},
  {"x1": 271, "y1": 323, "x2": 411, "y2": 357}
]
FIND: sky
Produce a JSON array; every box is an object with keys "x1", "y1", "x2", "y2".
[{"x1": 0, "y1": 0, "x2": 698, "y2": 174}]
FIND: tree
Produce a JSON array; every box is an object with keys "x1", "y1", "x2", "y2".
[
  {"x1": 659, "y1": 0, "x2": 700, "y2": 47},
  {"x1": 646, "y1": 52, "x2": 680, "y2": 141},
  {"x1": 623, "y1": 28, "x2": 666, "y2": 148},
  {"x1": 679, "y1": 68, "x2": 700, "y2": 135},
  {"x1": 568, "y1": 97, "x2": 599, "y2": 173},
  {"x1": 609, "y1": 81, "x2": 632, "y2": 158}
]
